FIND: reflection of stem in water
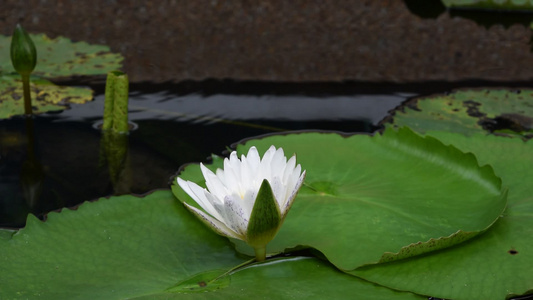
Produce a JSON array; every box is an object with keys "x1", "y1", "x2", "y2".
[
  {"x1": 21, "y1": 74, "x2": 32, "y2": 116},
  {"x1": 20, "y1": 117, "x2": 44, "y2": 210},
  {"x1": 101, "y1": 130, "x2": 130, "y2": 195}
]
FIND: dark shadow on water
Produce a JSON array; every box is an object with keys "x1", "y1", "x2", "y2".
[
  {"x1": 403, "y1": 0, "x2": 533, "y2": 29},
  {"x1": 403, "y1": 0, "x2": 446, "y2": 19}
]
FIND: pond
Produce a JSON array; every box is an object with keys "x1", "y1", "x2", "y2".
[
  {"x1": 3, "y1": 79, "x2": 528, "y2": 228},
  {"x1": 1, "y1": 80, "x2": 412, "y2": 227},
  {"x1": 1, "y1": 1, "x2": 533, "y2": 300}
]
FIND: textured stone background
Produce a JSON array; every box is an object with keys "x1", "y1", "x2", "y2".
[{"x1": 1, "y1": 0, "x2": 533, "y2": 83}]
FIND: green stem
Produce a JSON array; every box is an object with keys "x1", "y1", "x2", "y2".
[
  {"x1": 112, "y1": 72, "x2": 129, "y2": 134},
  {"x1": 254, "y1": 246, "x2": 267, "y2": 262},
  {"x1": 208, "y1": 258, "x2": 256, "y2": 284},
  {"x1": 21, "y1": 74, "x2": 32, "y2": 116},
  {"x1": 102, "y1": 72, "x2": 116, "y2": 130},
  {"x1": 103, "y1": 71, "x2": 129, "y2": 133}
]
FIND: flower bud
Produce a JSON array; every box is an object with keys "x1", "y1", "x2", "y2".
[
  {"x1": 246, "y1": 180, "x2": 282, "y2": 250},
  {"x1": 10, "y1": 24, "x2": 37, "y2": 76}
]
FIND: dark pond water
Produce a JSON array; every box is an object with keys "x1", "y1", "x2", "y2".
[
  {"x1": 0, "y1": 80, "x2": 409, "y2": 228},
  {"x1": 2, "y1": 79, "x2": 531, "y2": 228}
]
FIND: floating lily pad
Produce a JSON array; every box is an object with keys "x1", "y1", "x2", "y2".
[
  {"x1": 0, "y1": 190, "x2": 424, "y2": 300},
  {"x1": 0, "y1": 75, "x2": 93, "y2": 119},
  {"x1": 352, "y1": 133, "x2": 533, "y2": 300},
  {"x1": 385, "y1": 89, "x2": 533, "y2": 139},
  {"x1": 442, "y1": 0, "x2": 533, "y2": 11},
  {"x1": 172, "y1": 127, "x2": 507, "y2": 271},
  {"x1": 0, "y1": 33, "x2": 123, "y2": 78},
  {"x1": 361, "y1": 88, "x2": 533, "y2": 299}
]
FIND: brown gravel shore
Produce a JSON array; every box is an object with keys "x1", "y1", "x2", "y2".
[{"x1": 1, "y1": 0, "x2": 532, "y2": 83}]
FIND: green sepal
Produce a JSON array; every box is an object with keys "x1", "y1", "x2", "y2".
[
  {"x1": 10, "y1": 24, "x2": 37, "y2": 76},
  {"x1": 246, "y1": 180, "x2": 282, "y2": 249}
]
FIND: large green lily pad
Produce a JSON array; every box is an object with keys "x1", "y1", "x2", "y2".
[
  {"x1": 385, "y1": 89, "x2": 533, "y2": 138},
  {"x1": 358, "y1": 88, "x2": 533, "y2": 299},
  {"x1": 172, "y1": 127, "x2": 507, "y2": 271},
  {"x1": 352, "y1": 133, "x2": 533, "y2": 300},
  {"x1": 0, "y1": 75, "x2": 93, "y2": 119},
  {"x1": 0, "y1": 190, "x2": 424, "y2": 300},
  {"x1": 0, "y1": 33, "x2": 123, "y2": 77}
]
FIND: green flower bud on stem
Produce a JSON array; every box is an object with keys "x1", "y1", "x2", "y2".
[
  {"x1": 10, "y1": 24, "x2": 37, "y2": 116},
  {"x1": 246, "y1": 179, "x2": 282, "y2": 262},
  {"x1": 10, "y1": 24, "x2": 36, "y2": 76}
]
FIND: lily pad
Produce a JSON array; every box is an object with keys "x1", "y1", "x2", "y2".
[
  {"x1": 385, "y1": 89, "x2": 533, "y2": 138},
  {"x1": 135, "y1": 257, "x2": 425, "y2": 300},
  {"x1": 172, "y1": 127, "x2": 507, "y2": 271},
  {"x1": 0, "y1": 33, "x2": 123, "y2": 78},
  {"x1": 442, "y1": 0, "x2": 533, "y2": 11},
  {"x1": 0, "y1": 190, "x2": 424, "y2": 300},
  {"x1": 351, "y1": 133, "x2": 533, "y2": 300},
  {"x1": 0, "y1": 75, "x2": 93, "y2": 119}
]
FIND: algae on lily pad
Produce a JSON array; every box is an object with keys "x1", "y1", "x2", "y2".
[
  {"x1": 173, "y1": 127, "x2": 507, "y2": 271},
  {"x1": 385, "y1": 89, "x2": 533, "y2": 139},
  {"x1": 0, "y1": 31, "x2": 123, "y2": 119},
  {"x1": 0, "y1": 75, "x2": 93, "y2": 118},
  {"x1": 0, "y1": 190, "x2": 424, "y2": 300},
  {"x1": 0, "y1": 33, "x2": 123, "y2": 78}
]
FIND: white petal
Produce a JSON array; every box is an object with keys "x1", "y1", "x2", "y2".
[
  {"x1": 202, "y1": 164, "x2": 229, "y2": 199},
  {"x1": 177, "y1": 178, "x2": 224, "y2": 221},
  {"x1": 241, "y1": 189, "x2": 257, "y2": 215},
  {"x1": 240, "y1": 152, "x2": 255, "y2": 191},
  {"x1": 222, "y1": 195, "x2": 250, "y2": 237},
  {"x1": 245, "y1": 147, "x2": 261, "y2": 174},
  {"x1": 226, "y1": 152, "x2": 241, "y2": 180},
  {"x1": 270, "y1": 147, "x2": 287, "y2": 178},
  {"x1": 283, "y1": 156, "x2": 297, "y2": 183},
  {"x1": 183, "y1": 203, "x2": 241, "y2": 239},
  {"x1": 281, "y1": 170, "x2": 306, "y2": 218},
  {"x1": 224, "y1": 154, "x2": 242, "y2": 193},
  {"x1": 269, "y1": 176, "x2": 284, "y2": 208}
]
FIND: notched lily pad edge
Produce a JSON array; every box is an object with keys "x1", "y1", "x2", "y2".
[
  {"x1": 0, "y1": 188, "x2": 171, "y2": 234},
  {"x1": 377, "y1": 193, "x2": 507, "y2": 265}
]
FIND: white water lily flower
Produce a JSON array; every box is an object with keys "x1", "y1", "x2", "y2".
[{"x1": 177, "y1": 145, "x2": 306, "y2": 261}]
